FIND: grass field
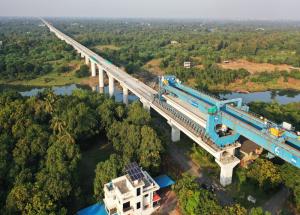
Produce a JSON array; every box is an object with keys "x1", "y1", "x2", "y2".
[
  {"x1": 0, "y1": 60, "x2": 89, "y2": 87},
  {"x1": 219, "y1": 59, "x2": 299, "y2": 74},
  {"x1": 76, "y1": 136, "x2": 113, "y2": 210}
]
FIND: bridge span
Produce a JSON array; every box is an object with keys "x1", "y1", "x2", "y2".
[{"x1": 42, "y1": 19, "x2": 263, "y2": 186}]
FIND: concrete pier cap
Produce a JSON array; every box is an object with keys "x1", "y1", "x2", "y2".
[{"x1": 140, "y1": 98, "x2": 151, "y2": 112}]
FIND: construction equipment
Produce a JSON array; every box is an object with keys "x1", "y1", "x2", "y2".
[{"x1": 158, "y1": 75, "x2": 300, "y2": 168}]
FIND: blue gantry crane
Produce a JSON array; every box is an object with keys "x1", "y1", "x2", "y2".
[{"x1": 158, "y1": 75, "x2": 300, "y2": 168}]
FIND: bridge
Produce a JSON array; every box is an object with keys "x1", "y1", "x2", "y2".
[{"x1": 42, "y1": 19, "x2": 300, "y2": 187}]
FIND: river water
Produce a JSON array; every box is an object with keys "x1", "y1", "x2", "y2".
[{"x1": 0, "y1": 84, "x2": 299, "y2": 104}]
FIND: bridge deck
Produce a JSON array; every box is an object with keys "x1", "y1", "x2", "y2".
[{"x1": 42, "y1": 19, "x2": 240, "y2": 161}]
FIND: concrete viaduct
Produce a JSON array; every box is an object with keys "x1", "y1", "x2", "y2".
[{"x1": 42, "y1": 19, "x2": 240, "y2": 186}]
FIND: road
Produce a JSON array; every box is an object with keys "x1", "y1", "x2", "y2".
[{"x1": 263, "y1": 187, "x2": 290, "y2": 215}]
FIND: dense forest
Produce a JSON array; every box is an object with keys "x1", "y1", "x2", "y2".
[
  {"x1": 1, "y1": 18, "x2": 300, "y2": 214},
  {"x1": 1, "y1": 18, "x2": 300, "y2": 91},
  {"x1": 0, "y1": 89, "x2": 163, "y2": 214},
  {"x1": 0, "y1": 18, "x2": 81, "y2": 82},
  {"x1": 48, "y1": 18, "x2": 300, "y2": 91}
]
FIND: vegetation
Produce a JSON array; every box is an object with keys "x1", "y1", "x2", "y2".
[
  {"x1": 249, "y1": 102, "x2": 300, "y2": 130},
  {"x1": 48, "y1": 18, "x2": 300, "y2": 91},
  {"x1": 0, "y1": 89, "x2": 163, "y2": 214},
  {"x1": 174, "y1": 174, "x2": 270, "y2": 215},
  {"x1": 93, "y1": 101, "x2": 163, "y2": 199},
  {"x1": 75, "y1": 65, "x2": 90, "y2": 78},
  {"x1": 0, "y1": 18, "x2": 89, "y2": 87}
]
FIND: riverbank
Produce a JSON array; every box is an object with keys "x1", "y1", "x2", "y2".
[
  {"x1": 210, "y1": 77, "x2": 300, "y2": 93},
  {"x1": 0, "y1": 70, "x2": 88, "y2": 87}
]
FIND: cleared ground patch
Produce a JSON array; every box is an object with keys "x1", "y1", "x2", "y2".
[
  {"x1": 94, "y1": 44, "x2": 120, "y2": 51},
  {"x1": 143, "y1": 58, "x2": 165, "y2": 76},
  {"x1": 212, "y1": 77, "x2": 300, "y2": 92},
  {"x1": 218, "y1": 59, "x2": 299, "y2": 74}
]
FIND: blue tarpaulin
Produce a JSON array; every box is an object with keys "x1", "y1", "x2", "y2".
[
  {"x1": 154, "y1": 175, "x2": 175, "y2": 188},
  {"x1": 77, "y1": 203, "x2": 108, "y2": 215}
]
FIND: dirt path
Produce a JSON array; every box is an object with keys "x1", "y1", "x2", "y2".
[
  {"x1": 263, "y1": 187, "x2": 290, "y2": 215},
  {"x1": 167, "y1": 142, "x2": 234, "y2": 206}
]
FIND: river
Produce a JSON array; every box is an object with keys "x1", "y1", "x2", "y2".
[{"x1": 0, "y1": 84, "x2": 299, "y2": 105}]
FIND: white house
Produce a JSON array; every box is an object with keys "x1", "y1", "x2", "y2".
[
  {"x1": 103, "y1": 162, "x2": 161, "y2": 215},
  {"x1": 184, "y1": 61, "x2": 191, "y2": 68}
]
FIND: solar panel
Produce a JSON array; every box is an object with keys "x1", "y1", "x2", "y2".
[{"x1": 125, "y1": 162, "x2": 144, "y2": 181}]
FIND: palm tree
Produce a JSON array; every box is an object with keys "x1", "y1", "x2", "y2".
[{"x1": 50, "y1": 116, "x2": 66, "y2": 135}]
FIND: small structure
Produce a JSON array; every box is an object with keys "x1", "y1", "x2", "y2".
[
  {"x1": 239, "y1": 138, "x2": 263, "y2": 167},
  {"x1": 255, "y1": 28, "x2": 265, "y2": 31},
  {"x1": 103, "y1": 162, "x2": 161, "y2": 215},
  {"x1": 78, "y1": 203, "x2": 108, "y2": 215},
  {"x1": 154, "y1": 175, "x2": 175, "y2": 189},
  {"x1": 223, "y1": 60, "x2": 230, "y2": 64},
  {"x1": 170, "y1": 40, "x2": 179, "y2": 45},
  {"x1": 183, "y1": 61, "x2": 191, "y2": 69}
]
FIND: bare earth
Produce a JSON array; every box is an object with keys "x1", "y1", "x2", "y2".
[
  {"x1": 143, "y1": 59, "x2": 165, "y2": 76},
  {"x1": 213, "y1": 77, "x2": 300, "y2": 92},
  {"x1": 219, "y1": 59, "x2": 299, "y2": 74}
]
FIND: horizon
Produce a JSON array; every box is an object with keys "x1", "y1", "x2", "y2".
[
  {"x1": 3, "y1": 16, "x2": 300, "y2": 23},
  {"x1": 2, "y1": 0, "x2": 300, "y2": 21}
]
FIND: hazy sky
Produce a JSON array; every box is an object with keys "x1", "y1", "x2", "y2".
[{"x1": 1, "y1": 0, "x2": 300, "y2": 20}]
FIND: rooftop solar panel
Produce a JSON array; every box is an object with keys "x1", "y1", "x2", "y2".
[{"x1": 125, "y1": 162, "x2": 144, "y2": 181}]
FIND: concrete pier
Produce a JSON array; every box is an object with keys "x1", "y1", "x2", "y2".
[
  {"x1": 216, "y1": 158, "x2": 240, "y2": 186},
  {"x1": 123, "y1": 86, "x2": 129, "y2": 105},
  {"x1": 98, "y1": 65, "x2": 104, "y2": 93},
  {"x1": 85, "y1": 56, "x2": 89, "y2": 65},
  {"x1": 108, "y1": 75, "x2": 115, "y2": 98},
  {"x1": 91, "y1": 62, "x2": 96, "y2": 77},
  {"x1": 171, "y1": 125, "x2": 181, "y2": 142}
]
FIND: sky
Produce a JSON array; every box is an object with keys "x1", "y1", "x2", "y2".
[{"x1": 1, "y1": 0, "x2": 300, "y2": 20}]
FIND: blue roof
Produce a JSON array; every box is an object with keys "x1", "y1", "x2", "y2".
[
  {"x1": 154, "y1": 175, "x2": 175, "y2": 188},
  {"x1": 77, "y1": 203, "x2": 108, "y2": 215}
]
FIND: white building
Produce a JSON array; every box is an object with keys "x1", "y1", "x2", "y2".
[
  {"x1": 170, "y1": 40, "x2": 179, "y2": 44},
  {"x1": 103, "y1": 162, "x2": 161, "y2": 215},
  {"x1": 183, "y1": 61, "x2": 191, "y2": 68}
]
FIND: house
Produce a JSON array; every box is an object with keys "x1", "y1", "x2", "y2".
[
  {"x1": 183, "y1": 61, "x2": 191, "y2": 69},
  {"x1": 170, "y1": 40, "x2": 179, "y2": 45},
  {"x1": 239, "y1": 137, "x2": 263, "y2": 167},
  {"x1": 103, "y1": 162, "x2": 161, "y2": 215}
]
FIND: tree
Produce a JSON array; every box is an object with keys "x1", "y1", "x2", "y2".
[
  {"x1": 174, "y1": 174, "x2": 223, "y2": 215},
  {"x1": 224, "y1": 204, "x2": 247, "y2": 215},
  {"x1": 126, "y1": 102, "x2": 151, "y2": 126},
  {"x1": 247, "y1": 159, "x2": 281, "y2": 190},
  {"x1": 249, "y1": 207, "x2": 271, "y2": 215},
  {"x1": 46, "y1": 139, "x2": 81, "y2": 176},
  {"x1": 139, "y1": 126, "x2": 163, "y2": 171},
  {"x1": 75, "y1": 65, "x2": 90, "y2": 78},
  {"x1": 61, "y1": 102, "x2": 98, "y2": 141},
  {"x1": 280, "y1": 163, "x2": 300, "y2": 211},
  {"x1": 94, "y1": 154, "x2": 121, "y2": 200}
]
